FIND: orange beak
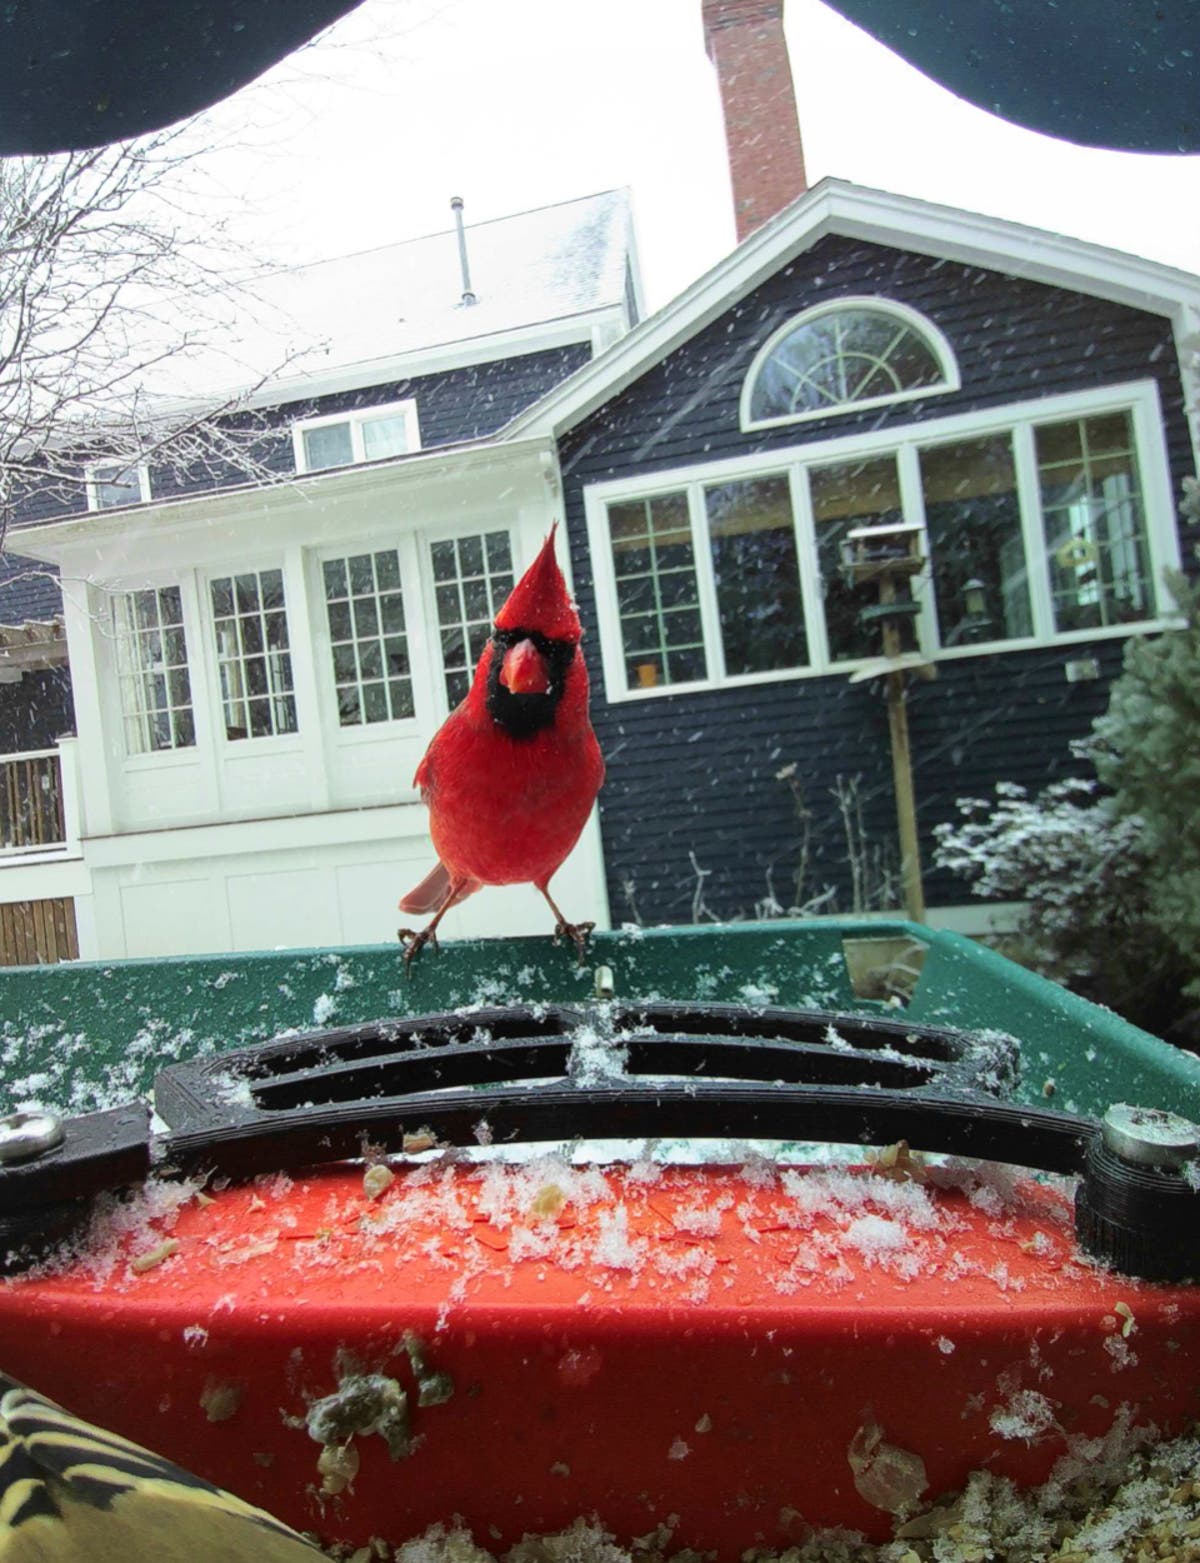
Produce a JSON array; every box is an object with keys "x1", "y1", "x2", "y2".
[{"x1": 498, "y1": 637, "x2": 551, "y2": 695}]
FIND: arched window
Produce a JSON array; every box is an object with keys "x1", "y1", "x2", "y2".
[{"x1": 742, "y1": 299, "x2": 958, "y2": 430}]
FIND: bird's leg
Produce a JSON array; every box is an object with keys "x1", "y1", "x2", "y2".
[
  {"x1": 398, "y1": 878, "x2": 469, "y2": 971},
  {"x1": 537, "y1": 884, "x2": 595, "y2": 965}
]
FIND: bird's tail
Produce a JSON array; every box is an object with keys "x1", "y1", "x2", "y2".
[{"x1": 399, "y1": 861, "x2": 481, "y2": 915}]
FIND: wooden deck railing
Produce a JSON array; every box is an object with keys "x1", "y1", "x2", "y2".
[{"x1": 0, "y1": 748, "x2": 67, "y2": 854}]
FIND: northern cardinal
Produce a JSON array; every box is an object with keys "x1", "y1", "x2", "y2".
[{"x1": 398, "y1": 525, "x2": 605, "y2": 966}]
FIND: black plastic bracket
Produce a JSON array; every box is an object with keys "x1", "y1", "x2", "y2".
[
  {"x1": 0, "y1": 1005, "x2": 1195, "y2": 1283},
  {"x1": 0, "y1": 1102, "x2": 151, "y2": 1272}
]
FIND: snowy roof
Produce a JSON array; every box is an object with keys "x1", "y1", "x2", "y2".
[{"x1": 150, "y1": 189, "x2": 633, "y2": 404}]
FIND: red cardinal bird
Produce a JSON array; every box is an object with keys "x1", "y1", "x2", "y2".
[{"x1": 398, "y1": 525, "x2": 605, "y2": 966}]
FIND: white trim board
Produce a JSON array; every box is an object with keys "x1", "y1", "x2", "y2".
[{"x1": 13, "y1": 435, "x2": 559, "y2": 564}]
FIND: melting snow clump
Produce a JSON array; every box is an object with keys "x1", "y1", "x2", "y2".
[
  {"x1": 989, "y1": 1387, "x2": 1058, "y2": 1443},
  {"x1": 567, "y1": 1020, "x2": 629, "y2": 1085}
]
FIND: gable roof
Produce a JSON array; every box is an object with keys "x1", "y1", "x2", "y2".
[
  {"x1": 146, "y1": 189, "x2": 635, "y2": 409},
  {"x1": 505, "y1": 178, "x2": 1200, "y2": 445}
]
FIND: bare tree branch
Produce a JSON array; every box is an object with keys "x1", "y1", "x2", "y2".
[{"x1": 0, "y1": 131, "x2": 301, "y2": 552}]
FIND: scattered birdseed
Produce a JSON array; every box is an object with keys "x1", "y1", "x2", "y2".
[
  {"x1": 317, "y1": 1441, "x2": 360, "y2": 1496},
  {"x1": 198, "y1": 1376, "x2": 244, "y2": 1423},
  {"x1": 315, "y1": 1429, "x2": 1200, "y2": 1559},
  {"x1": 129, "y1": 1238, "x2": 178, "y2": 1273},
  {"x1": 363, "y1": 1164, "x2": 395, "y2": 1200}
]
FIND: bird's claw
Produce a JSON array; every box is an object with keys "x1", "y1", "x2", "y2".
[
  {"x1": 553, "y1": 919, "x2": 595, "y2": 965},
  {"x1": 397, "y1": 925, "x2": 439, "y2": 972}
]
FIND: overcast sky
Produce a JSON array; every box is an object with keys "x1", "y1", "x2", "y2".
[{"x1": 185, "y1": 0, "x2": 1200, "y2": 313}]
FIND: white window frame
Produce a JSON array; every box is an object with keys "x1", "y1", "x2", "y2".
[
  {"x1": 739, "y1": 297, "x2": 961, "y2": 433},
  {"x1": 307, "y1": 523, "x2": 519, "y2": 744},
  {"x1": 85, "y1": 459, "x2": 151, "y2": 512},
  {"x1": 205, "y1": 562, "x2": 301, "y2": 747},
  {"x1": 312, "y1": 538, "x2": 423, "y2": 738},
  {"x1": 111, "y1": 584, "x2": 197, "y2": 758},
  {"x1": 292, "y1": 398, "x2": 422, "y2": 474},
  {"x1": 101, "y1": 573, "x2": 214, "y2": 773},
  {"x1": 586, "y1": 379, "x2": 1180, "y2": 704}
]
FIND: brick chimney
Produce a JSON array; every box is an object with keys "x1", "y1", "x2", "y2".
[{"x1": 702, "y1": 0, "x2": 808, "y2": 242}]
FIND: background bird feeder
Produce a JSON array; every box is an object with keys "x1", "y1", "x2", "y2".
[{"x1": 841, "y1": 521, "x2": 935, "y2": 923}]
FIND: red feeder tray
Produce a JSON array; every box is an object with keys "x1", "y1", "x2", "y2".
[{"x1": 0, "y1": 1002, "x2": 1196, "y2": 1557}]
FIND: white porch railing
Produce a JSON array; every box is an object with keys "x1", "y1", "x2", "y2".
[{"x1": 0, "y1": 745, "x2": 74, "y2": 857}]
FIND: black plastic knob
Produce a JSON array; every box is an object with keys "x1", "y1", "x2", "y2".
[{"x1": 1075, "y1": 1117, "x2": 1200, "y2": 1282}]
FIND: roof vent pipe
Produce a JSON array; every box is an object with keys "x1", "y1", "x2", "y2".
[{"x1": 450, "y1": 196, "x2": 476, "y2": 306}]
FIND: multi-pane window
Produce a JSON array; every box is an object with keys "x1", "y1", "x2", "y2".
[
  {"x1": 920, "y1": 436, "x2": 1032, "y2": 643},
  {"x1": 87, "y1": 461, "x2": 149, "y2": 511},
  {"x1": 323, "y1": 550, "x2": 414, "y2": 726},
  {"x1": 592, "y1": 392, "x2": 1168, "y2": 697},
  {"x1": 114, "y1": 587, "x2": 195, "y2": 754},
  {"x1": 211, "y1": 570, "x2": 297, "y2": 740},
  {"x1": 607, "y1": 493, "x2": 705, "y2": 689},
  {"x1": 431, "y1": 531, "x2": 514, "y2": 707},
  {"x1": 1036, "y1": 411, "x2": 1152, "y2": 632},
  {"x1": 705, "y1": 476, "x2": 807, "y2": 675},
  {"x1": 295, "y1": 401, "x2": 419, "y2": 473},
  {"x1": 746, "y1": 304, "x2": 951, "y2": 427}
]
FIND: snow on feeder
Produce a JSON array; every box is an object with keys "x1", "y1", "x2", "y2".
[{"x1": 0, "y1": 923, "x2": 1197, "y2": 1559}]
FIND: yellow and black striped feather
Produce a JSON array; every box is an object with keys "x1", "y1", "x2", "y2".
[{"x1": 0, "y1": 1372, "x2": 323, "y2": 1561}]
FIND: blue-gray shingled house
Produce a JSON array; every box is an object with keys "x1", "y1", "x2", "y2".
[{"x1": 0, "y1": 0, "x2": 1197, "y2": 964}]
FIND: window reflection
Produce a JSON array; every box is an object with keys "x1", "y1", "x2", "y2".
[
  {"x1": 1036, "y1": 411, "x2": 1152, "y2": 631},
  {"x1": 808, "y1": 456, "x2": 914, "y2": 661},
  {"x1": 920, "y1": 436, "x2": 1031, "y2": 643},
  {"x1": 748, "y1": 305, "x2": 948, "y2": 424},
  {"x1": 322, "y1": 549, "x2": 414, "y2": 726},
  {"x1": 211, "y1": 568, "x2": 297, "y2": 740},
  {"x1": 114, "y1": 586, "x2": 194, "y2": 754},
  {"x1": 704, "y1": 475, "x2": 807, "y2": 674}
]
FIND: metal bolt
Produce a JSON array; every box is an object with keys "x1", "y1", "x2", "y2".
[
  {"x1": 1102, "y1": 1103, "x2": 1200, "y2": 1171},
  {"x1": 0, "y1": 1110, "x2": 65, "y2": 1166},
  {"x1": 593, "y1": 964, "x2": 615, "y2": 1000}
]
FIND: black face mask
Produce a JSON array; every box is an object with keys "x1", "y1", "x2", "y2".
[{"x1": 485, "y1": 627, "x2": 576, "y2": 739}]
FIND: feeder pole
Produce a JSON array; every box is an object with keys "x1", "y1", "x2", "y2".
[{"x1": 878, "y1": 574, "x2": 926, "y2": 924}]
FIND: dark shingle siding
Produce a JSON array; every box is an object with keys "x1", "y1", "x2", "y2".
[
  {"x1": 560, "y1": 234, "x2": 1196, "y2": 925},
  {"x1": 562, "y1": 241, "x2": 1192, "y2": 493},
  {"x1": 0, "y1": 553, "x2": 62, "y2": 626},
  {"x1": 911, "y1": 641, "x2": 1126, "y2": 906},
  {"x1": 13, "y1": 343, "x2": 596, "y2": 512}
]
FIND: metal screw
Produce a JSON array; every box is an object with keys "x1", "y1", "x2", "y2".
[
  {"x1": 0, "y1": 1111, "x2": 65, "y2": 1166},
  {"x1": 593, "y1": 964, "x2": 615, "y2": 1000},
  {"x1": 1102, "y1": 1103, "x2": 1200, "y2": 1171}
]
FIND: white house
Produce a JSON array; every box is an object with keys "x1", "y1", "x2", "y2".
[{"x1": 0, "y1": 191, "x2": 639, "y2": 959}]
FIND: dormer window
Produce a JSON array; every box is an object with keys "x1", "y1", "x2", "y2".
[
  {"x1": 741, "y1": 299, "x2": 958, "y2": 430},
  {"x1": 293, "y1": 399, "x2": 421, "y2": 474},
  {"x1": 86, "y1": 459, "x2": 151, "y2": 511}
]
